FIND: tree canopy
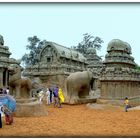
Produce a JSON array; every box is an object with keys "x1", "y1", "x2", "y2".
[
  {"x1": 21, "y1": 34, "x2": 104, "y2": 67},
  {"x1": 21, "y1": 36, "x2": 46, "y2": 67},
  {"x1": 135, "y1": 64, "x2": 140, "y2": 72},
  {"x1": 72, "y1": 33, "x2": 104, "y2": 57}
]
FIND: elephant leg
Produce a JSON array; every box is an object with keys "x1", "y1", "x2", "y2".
[
  {"x1": 66, "y1": 81, "x2": 72, "y2": 102},
  {"x1": 69, "y1": 87, "x2": 79, "y2": 104},
  {"x1": 69, "y1": 94, "x2": 79, "y2": 104}
]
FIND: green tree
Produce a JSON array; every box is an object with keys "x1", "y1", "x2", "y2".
[
  {"x1": 72, "y1": 33, "x2": 104, "y2": 56},
  {"x1": 135, "y1": 64, "x2": 140, "y2": 71},
  {"x1": 21, "y1": 36, "x2": 46, "y2": 67}
]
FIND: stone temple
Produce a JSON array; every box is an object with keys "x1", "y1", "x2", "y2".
[
  {"x1": 86, "y1": 47, "x2": 103, "y2": 77},
  {"x1": 86, "y1": 47, "x2": 103, "y2": 93},
  {"x1": 0, "y1": 34, "x2": 103, "y2": 104},
  {"x1": 1, "y1": 33, "x2": 140, "y2": 106},
  {"x1": 0, "y1": 35, "x2": 18, "y2": 88},
  {"x1": 23, "y1": 41, "x2": 89, "y2": 94},
  {"x1": 99, "y1": 39, "x2": 140, "y2": 106}
]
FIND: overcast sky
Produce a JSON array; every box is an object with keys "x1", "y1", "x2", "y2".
[{"x1": 0, "y1": 3, "x2": 140, "y2": 65}]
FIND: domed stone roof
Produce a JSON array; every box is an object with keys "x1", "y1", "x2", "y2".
[{"x1": 107, "y1": 39, "x2": 131, "y2": 54}]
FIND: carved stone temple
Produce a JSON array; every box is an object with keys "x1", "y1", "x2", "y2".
[
  {"x1": 2, "y1": 33, "x2": 140, "y2": 106},
  {"x1": 0, "y1": 35, "x2": 19, "y2": 88},
  {"x1": 86, "y1": 47, "x2": 103, "y2": 76},
  {"x1": 99, "y1": 39, "x2": 140, "y2": 106},
  {"x1": 23, "y1": 41, "x2": 88, "y2": 94},
  {"x1": 86, "y1": 47, "x2": 103, "y2": 94}
]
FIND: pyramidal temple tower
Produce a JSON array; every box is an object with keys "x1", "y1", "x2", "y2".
[
  {"x1": 99, "y1": 39, "x2": 140, "y2": 106},
  {"x1": 0, "y1": 35, "x2": 18, "y2": 88},
  {"x1": 86, "y1": 47, "x2": 103, "y2": 77}
]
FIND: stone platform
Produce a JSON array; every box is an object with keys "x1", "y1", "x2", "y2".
[
  {"x1": 77, "y1": 96, "x2": 97, "y2": 104},
  {"x1": 97, "y1": 96, "x2": 140, "y2": 107},
  {"x1": 14, "y1": 98, "x2": 48, "y2": 117},
  {"x1": 65, "y1": 95, "x2": 98, "y2": 105}
]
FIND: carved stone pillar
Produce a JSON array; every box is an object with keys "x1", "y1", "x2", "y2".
[
  {"x1": 2, "y1": 68, "x2": 8, "y2": 87},
  {"x1": 0, "y1": 68, "x2": 3, "y2": 88},
  {"x1": 5, "y1": 69, "x2": 8, "y2": 87}
]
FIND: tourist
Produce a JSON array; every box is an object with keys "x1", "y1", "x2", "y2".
[
  {"x1": 53, "y1": 87, "x2": 59, "y2": 107},
  {"x1": 1, "y1": 105, "x2": 13, "y2": 125},
  {"x1": 2, "y1": 88, "x2": 7, "y2": 94},
  {"x1": 49, "y1": 88, "x2": 53, "y2": 103},
  {"x1": 0, "y1": 112, "x2": 2, "y2": 128},
  {"x1": 0, "y1": 88, "x2": 3, "y2": 94},
  {"x1": 6, "y1": 87, "x2": 9, "y2": 95},
  {"x1": 5, "y1": 112, "x2": 13, "y2": 125},
  {"x1": 0, "y1": 102, "x2": 2, "y2": 128},
  {"x1": 46, "y1": 88, "x2": 50, "y2": 105},
  {"x1": 38, "y1": 89, "x2": 44, "y2": 104},
  {"x1": 124, "y1": 97, "x2": 129, "y2": 112},
  {"x1": 58, "y1": 88, "x2": 65, "y2": 108}
]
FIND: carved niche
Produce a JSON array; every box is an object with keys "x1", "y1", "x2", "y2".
[{"x1": 40, "y1": 45, "x2": 57, "y2": 64}]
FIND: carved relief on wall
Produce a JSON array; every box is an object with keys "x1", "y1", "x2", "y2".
[{"x1": 40, "y1": 45, "x2": 57, "y2": 64}]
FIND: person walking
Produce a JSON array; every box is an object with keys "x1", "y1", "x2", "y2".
[
  {"x1": 0, "y1": 88, "x2": 3, "y2": 94},
  {"x1": 38, "y1": 89, "x2": 44, "y2": 104},
  {"x1": 2, "y1": 88, "x2": 7, "y2": 94},
  {"x1": 6, "y1": 87, "x2": 9, "y2": 95},
  {"x1": 46, "y1": 88, "x2": 50, "y2": 105},
  {"x1": 124, "y1": 97, "x2": 129, "y2": 112},
  {"x1": 0, "y1": 102, "x2": 2, "y2": 128},
  {"x1": 58, "y1": 88, "x2": 65, "y2": 108},
  {"x1": 53, "y1": 87, "x2": 59, "y2": 107},
  {"x1": 49, "y1": 88, "x2": 53, "y2": 103},
  {"x1": 5, "y1": 112, "x2": 13, "y2": 125}
]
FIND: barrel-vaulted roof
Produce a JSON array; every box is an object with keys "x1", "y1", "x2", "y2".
[{"x1": 40, "y1": 41, "x2": 87, "y2": 63}]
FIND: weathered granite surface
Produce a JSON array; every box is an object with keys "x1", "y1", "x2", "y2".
[{"x1": 99, "y1": 39, "x2": 140, "y2": 106}]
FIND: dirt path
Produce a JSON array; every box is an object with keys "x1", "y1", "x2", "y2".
[{"x1": 0, "y1": 103, "x2": 140, "y2": 137}]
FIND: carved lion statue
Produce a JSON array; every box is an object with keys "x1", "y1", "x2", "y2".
[{"x1": 8, "y1": 64, "x2": 32, "y2": 98}]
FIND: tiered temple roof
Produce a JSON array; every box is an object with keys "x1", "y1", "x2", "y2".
[{"x1": 100, "y1": 39, "x2": 140, "y2": 104}]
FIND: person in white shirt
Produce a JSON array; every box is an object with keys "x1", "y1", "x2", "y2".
[
  {"x1": 6, "y1": 87, "x2": 9, "y2": 95},
  {"x1": 46, "y1": 88, "x2": 50, "y2": 105},
  {"x1": 38, "y1": 90, "x2": 44, "y2": 104}
]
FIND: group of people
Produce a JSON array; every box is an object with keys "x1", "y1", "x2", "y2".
[
  {"x1": 0, "y1": 105, "x2": 13, "y2": 128},
  {"x1": 37, "y1": 86, "x2": 130, "y2": 111},
  {"x1": 0, "y1": 104, "x2": 13, "y2": 128},
  {"x1": 37, "y1": 86, "x2": 65, "y2": 108},
  {"x1": 0, "y1": 87, "x2": 13, "y2": 128},
  {"x1": 0, "y1": 87, "x2": 9, "y2": 95},
  {"x1": 0, "y1": 85, "x2": 131, "y2": 129}
]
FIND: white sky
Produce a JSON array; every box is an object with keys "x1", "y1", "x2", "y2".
[{"x1": 0, "y1": 3, "x2": 140, "y2": 65}]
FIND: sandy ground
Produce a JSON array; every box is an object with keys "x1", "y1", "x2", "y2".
[{"x1": 0, "y1": 103, "x2": 140, "y2": 138}]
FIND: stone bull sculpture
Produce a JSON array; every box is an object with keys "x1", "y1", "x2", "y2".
[
  {"x1": 8, "y1": 64, "x2": 32, "y2": 98},
  {"x1": 66, "y1": 70, "x2": 96, "y2": 104}
]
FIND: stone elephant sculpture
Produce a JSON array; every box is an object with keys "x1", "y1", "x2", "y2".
[{"x1": 66, "y1": 70, "x2": 94, "y2": 104}]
